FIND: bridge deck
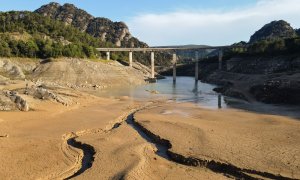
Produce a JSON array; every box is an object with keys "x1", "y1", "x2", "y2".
[{"x1": 96, "y1": 45, "x2": 243, "y2": 52}]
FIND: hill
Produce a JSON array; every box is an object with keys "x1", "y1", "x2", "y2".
[
  {"x1": 162, "y1": 20, "x2": 300, "y2": 105},
  {"x1": 35, "y1": 2, "x2": 148, "y2": 48},
  {"x1": 0, "y1": 11, "x2": 111, "y2": 59},
  {"x1": 0, "y1": 3, "x2": 172, "y2": 66},
  {"x1": 249, "y1": 20, "x2": 296, "y2": 43}
]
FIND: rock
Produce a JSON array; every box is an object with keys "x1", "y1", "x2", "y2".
[
  {"x1": 93, "y1": 84, "x2": 100, "y2": 88},
  {"x1": 249, "y1": 20, "x2": 296, "y2": 43},
  {"x1": 0, "y1": 59, "x2": 26, "y2": 79},
  {"x1": 250, "y1": 78, "x2": 300, "y2": 105},
  {"x1": 0, "y1": 93, "x2": 15, "y2": 111},
  {"x1": 213, "y1": 87, "x2": 225, "y2": 93},
  {"x1": 4, "y1": 91, "x2": 30, "y2": 111},
  {"x1": 223, "y1": 89, "x2": 249, "y2": 102},
  {"x1": 18, "y1": 98, "x2": 29, "y2": 111},
  {"x1": 146, "y1": 90, "x2": 159, "y2": 94},
  {"x1": 35, "y1": 3, "x2": 148, "y2": 48}
]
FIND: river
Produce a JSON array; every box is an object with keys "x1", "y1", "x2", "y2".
[{"x1": 96, "y1": 76, "x2": 300, "y2": 119}]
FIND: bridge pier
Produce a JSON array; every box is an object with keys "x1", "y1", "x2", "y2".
[
  {"x1": 151, "y1": 52, "x2": 155, "y2": 79},
  {"x1": 218, "y1": 94, "x2": 222, "y2": 109},
  {"x1": 129, "y1": 51, "x2": 133, "y2": 67},
  {"x1": 172, "y1": 53, "x2": 177, "y2": 83},
  {"x1": 106, "y1": 51, "x2": 110, "y2": 61},
  {"x1": 218, "y1": 49, "x2": 223, "y2": 70},
  {"x1": 195, "y1": 51, "x2": 199, "y2": 82}
]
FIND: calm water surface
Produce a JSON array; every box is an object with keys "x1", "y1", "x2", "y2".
[{"x1": 96, "y1": 76, "x2": 300, "y2": 119}]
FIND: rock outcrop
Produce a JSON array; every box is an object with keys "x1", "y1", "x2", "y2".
[
  {"x1": 30, "y1": 58, "x2": 147, "y2": 88},
  {"x1": 162, "y1": 55, "x2": 300, "y2": 105},
  {"x1": 0, "y1": 59, "x2": 26, "y2": 79},
  {"x1": 249, "y1": 20, "x2": 296, "y2": 43},
  {"x1": 0, "y1": 92, "x2": 16, "y2": 111},
  {"x1": 35, "y1": 2, "x2": 148, "y2": 48},
  {"x1": 4, "y1": 91, "x2": 29, "y2": 111},
  {"x1": 0, "y1": 58, "x2": 39, "y2": 80},
  {"x1": 205, "y1": 56, "x2": 300, "y2": 105}
]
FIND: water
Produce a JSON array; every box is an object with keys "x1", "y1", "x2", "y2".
[
  {"x1": 96, "y1": 77, "x2": 222, "y2": 108},
  {"x1": 96, "y1": 76, "x2": 300, "y2": 119}
]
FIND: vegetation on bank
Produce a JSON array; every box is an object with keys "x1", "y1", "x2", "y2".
[
  {"x1": 0, "y1": 11, "x2": 116, "y2": 59},
  {"x1": 0, "y1": 11, "x2": 173, "y2": 66},
  {"x1": 229, "y1": 37, "x2": 300, "y2": 57}
]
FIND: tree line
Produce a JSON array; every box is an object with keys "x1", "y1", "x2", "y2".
[
  {"x1": 0, "y1": 11, "x2": 115, "y2": 59},
  {"x1": 230, "y1": 37, "x2": 300, "y2": 56}
]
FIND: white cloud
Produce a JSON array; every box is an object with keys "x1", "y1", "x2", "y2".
[{"x1": 127, "y1": 0, "x2": 300, "y2": 46}]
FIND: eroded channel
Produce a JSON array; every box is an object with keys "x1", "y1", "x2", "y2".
[
  {"x1": 127, "y1": 112, "x2": 296, "y2": 180},
  {"x1": 66, "y1": 137, "x2": 96, "y2": 179}
]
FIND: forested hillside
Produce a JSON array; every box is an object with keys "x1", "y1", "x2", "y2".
[
  {"x1": 0, "y1": 3, "x2": 172, "y2": 67},
  {"x1": 0, "y1": 11, "x2": 114, "y2": 58},
  {"x1": 229, "y1": 20, "x2": 300, "y2": 57}
]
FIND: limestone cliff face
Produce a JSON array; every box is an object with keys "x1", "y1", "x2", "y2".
[
  {"x1": 249, "y1": 20, "x2": 296, "y2": 43},
  {"x1": 35, "y1": 2, "x2": 148, "y2": 48}
]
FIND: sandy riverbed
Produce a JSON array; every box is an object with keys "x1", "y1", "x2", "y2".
[{"x1": 0, "y1": 87, "x2": 299, "y2": 179}]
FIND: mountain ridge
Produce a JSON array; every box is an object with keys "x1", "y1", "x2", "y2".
[
  {"x1": 249, "y1": 20, "x2": 297, "y2": 43},
  {"x1": 35, "y1": 2, "x2": 148, "y2": 48}
]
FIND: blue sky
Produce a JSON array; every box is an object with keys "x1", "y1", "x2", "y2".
[
  {"x1": 0, "y1": 0, "x2": 257, "y2": 21},
  {"x1": 1, "y1": 0, "x2": 300, "y2": 46}
]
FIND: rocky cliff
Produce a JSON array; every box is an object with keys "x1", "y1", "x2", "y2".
[
  {"x1": 35, "y1": 2, "x2": 148, "y2": 48},
  {"x1": 249, "y1": 20, "x2": 296, "y2": 43}
]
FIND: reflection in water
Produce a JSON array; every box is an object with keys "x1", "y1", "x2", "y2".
[
  {"x1": 192, "y1": 81, "x2": 199, "y2": 104},
  {"x1": 94, "y1": 76, "x2": 300, "y2": 119},
  {"x1": 218, "y1": 94, "x2": 222, "y2": 109},
  {"x1": 172, "y1": 82, "x2": 177, "y2": 101}
]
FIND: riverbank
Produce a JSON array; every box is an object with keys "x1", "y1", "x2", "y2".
[
  {"x1": 0, "y1": 89, "x2": 222, "y2": 179},
  {"x1": 0, "y1": 57, "x2": 152, "y2": 90},
  {"x1": 1, "y1": 57, "x2": 299, "y2": 179},
  {"x1": 0, "y1": 57, "x2": 154, "y2": 111},
  {"x1": 0, "y1": 84, "x2": 299, "y2": 179},
  {"x1": 161, "y1": 54, "x2": 300, "y2": 105}
]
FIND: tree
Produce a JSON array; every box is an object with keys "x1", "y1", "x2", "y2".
[
  {"x1": 25, "y1": 40, "x2": 39, "y2": 58},
  {"x1": 269, "y1": 39, "x2": 285, "y2": 52},
  {"x1": 51, "y1": 42, "x2": 63, "y2": 58},
  {"x1": 0, "y1": 41, "x2": 11, "y2": 57},
  {"x1": 249, "y1": 40, "x2": 269, "y2": 54},
  {"x1": 0, "y1": 11, "x2": 115, "y2": 59},
  {"x1": 83, "y1": 45, "x2": 95, "y2": 58}
]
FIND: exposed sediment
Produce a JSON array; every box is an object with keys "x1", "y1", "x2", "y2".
[
  {"x1": 2, "y1": 93, "x2": 298, "y2": 179},
  {"x1": 128, "y1": 112, "x2": 296, "y2": 180},
  {"x1": 51, "y1": 103, "x2": 153, "y2": 179},
  {"x1": 55, "y1": 104, "x2": 297, "y2": 179}
]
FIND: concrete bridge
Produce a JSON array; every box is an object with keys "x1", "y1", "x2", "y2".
[{"x1": 96, "y1": 45, "x2": 244, "y2": 83}]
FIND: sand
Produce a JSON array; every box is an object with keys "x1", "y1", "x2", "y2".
[
  {"x1": 134, "y1": 102, "x2": 300, "y2": 179},
  {"x1": 0, "y1": 84, "x2": 299, "y2": 179}
]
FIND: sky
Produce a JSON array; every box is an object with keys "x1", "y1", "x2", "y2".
[{"x1": 1, "y1": 0, "x2": 300, "y2": 46}]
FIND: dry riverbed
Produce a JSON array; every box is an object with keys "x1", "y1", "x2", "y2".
[{"x1": 0, "y1": 85, "x2": 299, "y2": 179}]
